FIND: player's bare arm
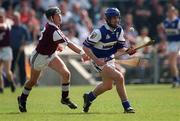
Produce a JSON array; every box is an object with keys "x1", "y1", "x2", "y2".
[
  {"x1": 117, "y1": 47, "x2": 136, "y2": 56},
  {"x1": 83, "y1": 46, "x2": 106, "y2": 66},
  {"x1": 67, "y1": 42, "x2": 90, "y2": 61}
]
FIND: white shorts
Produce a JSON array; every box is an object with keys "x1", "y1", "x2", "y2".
[
  {"x1": 30, "y1": 50, "x2": 57, "y2": 71},
  {"x1": 0, "y1": 46, "x2": 13, "y2": 61},
  {"x1": 168, "y1": 41, "x2": 180, "y2": 53},
  {"x1": 92, "y1": 59, "x2": 115, "y2": 72}
]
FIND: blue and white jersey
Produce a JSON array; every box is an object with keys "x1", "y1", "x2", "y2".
[
  {"x1": 163, "y1": 17, "x2": 180, "y2": 42},
  {"x1": 83, "y1": 24, "x2": 126, "y2": 59}
]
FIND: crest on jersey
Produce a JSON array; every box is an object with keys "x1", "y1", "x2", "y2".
[
  {"x1": 90, "y1": 32, "x2": 97, "y2": 39},
  {"x1": 106, "y1": 34, "x2": 110, "y2": 39}
]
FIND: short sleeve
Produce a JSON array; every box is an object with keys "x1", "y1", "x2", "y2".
[
  {"x1": 117, "y1": 29, "x2": 126, "y2": 49},
  {"x1": 118, "y1": 29, "x2": 125, "y2": 42},
  {"x1": 53, "y1": 30, "x2": 63, "y2": 42},
  {"x1": 53, "y1": 30, "x2": 69, "y2": 45},
  {"x1": 83, "y1": 29, "x2": 101, "y2": 48}
]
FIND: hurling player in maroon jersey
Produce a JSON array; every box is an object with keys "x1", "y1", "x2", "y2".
[
  {"x1": 0, "y1": 8, "x2": 16, "y2": 93},
  {"x1": 17, "y1": 7, "x2": 89, "y2": 112}
]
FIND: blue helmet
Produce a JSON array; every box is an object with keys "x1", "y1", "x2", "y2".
[
  {"x1": 105, "y1": 8, "x2": 120, "y2": 28},
  {"x1": 105, "y1": 8, "x2": 120, "y2": 19}
]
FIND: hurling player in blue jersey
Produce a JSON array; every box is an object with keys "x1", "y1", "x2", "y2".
[
  {"x1": 82, "y1": 8, "x2": 136, "y2": 113},
  {"x1": 162, "y1": 6, "x2": 180, "y2": 88}
]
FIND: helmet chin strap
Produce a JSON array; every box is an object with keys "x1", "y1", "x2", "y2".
[
  {"x1": 50, "y1": 16, "x2": 55, "y2": 23},
  {"x1": 50, "y1": 16, "x2": 60, "y2": 28},
  {"x1": 106, "y1": 20, "x2": 118, "y2": 30}
]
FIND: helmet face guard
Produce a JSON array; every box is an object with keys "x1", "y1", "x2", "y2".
[{"x1": 105, "y1": 8, "x2": 120, "y2": 29}]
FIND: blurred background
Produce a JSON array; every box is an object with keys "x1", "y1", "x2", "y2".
[{"x1": 1, "y1": 0, "x2": 180, "y2": 86}]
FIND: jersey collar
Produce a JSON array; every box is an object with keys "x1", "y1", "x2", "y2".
[
  {"x1": 104, "y1": 23, "x2": 118, "y2": 32},
  {"x1": 166, "y1": 16, "x2": 178, "y2": 22},
  {"x1": 47, "y1": 20, "x2": 59, "y2": 29}
]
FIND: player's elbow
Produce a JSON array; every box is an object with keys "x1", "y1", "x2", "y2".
[{"x1": 82, "y1": 46, "x2": 89, "y2": 53}]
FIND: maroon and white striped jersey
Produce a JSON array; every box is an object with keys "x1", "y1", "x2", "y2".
[
  {"x1": 36, "y1": 22, "x2": 69, "y2": 55},
  {"x1": 0, "y1": 24, "x2": 11, "y2": 48}
]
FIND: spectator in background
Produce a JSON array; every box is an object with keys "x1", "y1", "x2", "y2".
[
  {"x1": 69, "y1": 0, "x2": 91, "y2": 10},
  {"x1": 5, "y1": 5, "x2": 14, "y2": 26},
  {"x1": 67, "y1": 29, "x2": 81, "y2": 47},
  {"x1": 0, "y1": 8, "x2": 15, "y2": 93},
  {"x1": 149, "y1": 3, "x2": 165, "y2": 40},
  {"x1": 27, "y1": 9, "x2": 40, "y2": 42},
  {"x1": 132, "y1": 0, "x2": 151, "y2": 33},
  {"x1": 96, "y1": 7, "x2": 106, "y2": 27},
  {"x1": 155, "y1": 24, "x2": 167, "y2": 57},
  {"x1": 71, "y1": 3, "x2": 81, "y2": 24},
  {"x1": 15, "y1": 0, "x2": 31, "y2": 25},
  {"x1": 88, "y1": 0, "x2": 101, "y2": 26},
  {"x1": 155, "y1": 24, "x2": 167, "y2": 44},
  {"x1": 31, "y1": 0, "x2": 45, "y2": 22},
  {"x1": 161, "y1": 6, "x2": 180, "y2": 87},
  {"x1": 10, "y1": 11, "x2": 30, "y2": 86},
  {"x1": 136, "y1": 27, "x2": 152, "y2": 57},
  {"x1": 59, "y1": 1, "x2": 73, "y2": 31},
  {"x1": 40, "y1": 0, "x2": 58, "y2": 10},
  {"x1": 167, "y1": 0, "x2": 180, "y2": 11},
  {"x1": 76, "y1": 9, "x2": 93, "y2": 46},
  {"x1": 123, "y1": 13, "x2": 138, "y2": 47}
]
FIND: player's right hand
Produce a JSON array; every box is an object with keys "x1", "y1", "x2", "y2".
[
  {"x1": 94, "y1": 58, "x2": 106, "y2": 66},
  {"x1": 81, "y1": 53, "x2": 90, "y2": 62},
  {"x1": 126, "y1": 47, "x2": 136, "y2": 55},
  {"x1": 57, "y1": 45, "x2": 64, "y2": 52}
]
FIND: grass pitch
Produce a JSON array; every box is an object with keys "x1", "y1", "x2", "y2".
[{"x1": 0, "y1": 85, "x2": 180, "y2": 121}]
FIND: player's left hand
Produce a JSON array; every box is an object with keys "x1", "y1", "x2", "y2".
[
  {"x1": 81, "y1": 53, "x2": 90, "y2": 62},
  {"x1": 126, "y1": 47, "x2": 136, "y2": 55}
]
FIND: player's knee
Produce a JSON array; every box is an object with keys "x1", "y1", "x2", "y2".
[
  {"x1": 28, "y1": 79, "x2": 37, "y2": 86},
  {"x1": 5, "y1": 71, "x2": 13, "y2": 77},
  {"x1": 115, "y1": 74, "x2": 124, "y2": 84},
  {"x1": 106, "y1": 85, "x2": 113, "y2": 90},
  {"x1": 104, "y1": 84, "x2": 113, "y2": 91},
  {"x1": 62, "y1": 71, "x2": 71, "y2": 81},
  {"x1": 114, "y1": 73, "x2": 124, "y2": 80}
]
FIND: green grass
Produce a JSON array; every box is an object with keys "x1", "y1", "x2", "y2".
[{"x1": 0, "y1": 85, "x2": 180, "y2": 121}]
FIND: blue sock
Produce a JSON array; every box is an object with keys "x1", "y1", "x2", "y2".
[
  {"x1": 173, "y1": 76, "x2": 180, "y2": 83},
  {"x1": 122, "y1": 100, "x2": 131, "y2": 110},
  {"x1": 88, "y1": 91, "x2": 96, "y2": 102}
]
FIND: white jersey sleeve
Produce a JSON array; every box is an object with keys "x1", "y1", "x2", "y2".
[
  {"x1": 53, "y1": 30, "x2": 63, "y2": 42},
  {"x1": 88, "y1": 29, "x2": 101, "y2": 43},
  {"x1": 117, "y1": 28, "x2": 126, "y2": 49},
  {"x1": 118, "y1": 29, "x2": 125, "y2": 42},
  {"x1": 53, "y1": 30, "x2": 69, "y2": 46},
  {"x1": 83, "y1": 29, "x2": 101, "y2": 48}
]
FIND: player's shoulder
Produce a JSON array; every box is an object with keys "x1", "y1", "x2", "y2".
[
  {"x1": 117, "y1": 25, "x2": 123, "y2": 32},
  {"x1": 88, "y1": 27, "x2": 102, "y2": 42},
  {"x1": 176, "y1": 17, "x2": 180, "y2": 20},
  {"x1": 90, "y1": 27, "x2": 101, "y2": 37},
  {"x1": 176, "y1": 17, "x2": 180, "y2": 22},
  {"x1": 46, "y1": 22, "x2": 59, "y2": 31}
]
